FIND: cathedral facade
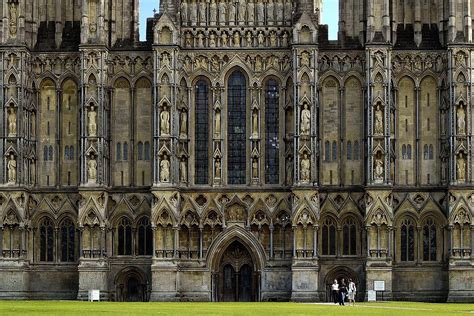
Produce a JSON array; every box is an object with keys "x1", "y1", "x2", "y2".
[{"x1": 0, "y1": 0, "x2": 473, "y2": 302}]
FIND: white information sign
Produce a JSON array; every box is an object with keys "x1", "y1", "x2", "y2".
[
  {"x1": 88, "y1": 290, "x2": 100, "y2": 302},
  {"x1": 367, "y1": 290, "x2": 376, "y2": 302},
  {"x1": 374, "y1": 280, "x2": 385, "y2": 291}
]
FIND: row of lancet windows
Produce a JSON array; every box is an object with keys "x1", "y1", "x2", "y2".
[
  {"x1": 324, "y1": 141, "x2": 361, "y2": 162},
  {"x1": 116, "y1": 142, "x2": 151, "y2": 161},
  {"x1": 402, "y1": 144, "x2": 434, "y2": 160}
]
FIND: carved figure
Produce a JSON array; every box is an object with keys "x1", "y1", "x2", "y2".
[
  {"x1": 276, "y1": 0, "x2": 283, "y2": 23},
  {"x1": 258, "y1": 31, "x2": 265, "y2": 46},
  {"x1": 282, "y1": 32, "x2": 288, "y2": 46},
  {"x1": 180, "y1": 158, "x2": 187, "y2": 182},
  {"x1": 228, "y1": 0, "x2": 236, "y2": 25},
  {"x1": 215, "y1": 108, "x2": 221, "y2": 136},
  {"x1": 219, "y1": 0, "x2": 227, "y2": 24},
  {"x1": 233, "y1": 32, "x2": 241, "y2": 47},
  {"x1": 199, "y1": 0, "x2": 207, "y2": 24},
  {"x1": 209, "y1": 32, "x2": 217, "y2": 47},
  {"x1": 300, "y1": 153, "x2": 310, "y2": 182},
  {"x1": 257, "y1": 0, "x2": 265, "y2": 24},
  {"x1": 7, "y1": 154, "x2": 16, "y2": 183},
  {"x1": 190, "y1": 0, "x2": 198, "y2": 24},
  {"x1": 284, "y1": 0, "x2": 292, "y2": 22},
  {"x1": 238, "y1": 0, "x2": 246, "y2": 22},
  {"x1": 88, "y1": 155, "x2": 97, "y2": 181},
  {"x1": 457, "y1": 104, "x2": 466, "y2": 134},
  {"x1": 267, "y1": 0, "x2": 274, "y2": 23},
  {"x1": 457, "y1": 154, "x2": 466, "y2": 182},
  {"x1": 252, "y1": 109, "x2": 258, "y2": 137},
  {"x1": 374, "y1": 104, "x2": 384, "y2": 134},
  {"x1": 246, "y1": 31, "x2": 253, "y2": 47},
  {"x1": 9, "y1": 2, "x2": 17, "y2": 36},
  {"x1": 286, "y1": 155, "x2": 293, "y2": 185},
  {"x1": 270, "y1": 31, "x2": 277, "y2": 47},
  {"x1": 88, "y1": 105, "x2": 97, "y2": 136},
  {"x1": 160, "y1": 104, "x2": 170, "y2": 135},
  {"x1": 197, "y1": 32, "x2": 204, "y2": 47},
  {"x1": 247, "y1": 0, "x2": 255, "y2": 23},
  {"x1": 180, "y1": 109, "x2": 187, "y2": 137},
  {"x1": 374, "y1": 157, "x2": 384, "y2": 180},
  {"x1": 252, "y1": 157, "x2": 258, "y2": 178},
  {"x1": 181, "y1": 0, "x2": 188, "y2": 23},
  {"x1": 162, "y1": 53, "x2": 170, "y2": 68},
  {"x1": 300, "y1": 103, "x2": 311, "y2": 135},
  {"x1": 222, "y1": 32, "x2": 229, "y2": 46},
  {"x1": 7, "y1": 107, "x2": 16, "y2": 137},
  {"x1": 301, "y1": 51, "x2": 310, "y2": 67},
  {"x1": 160, "y1": 154, "x2": 170, "y2": 182},
  {"x1": 210, "y1": 0, "x2": 217, "y2": 24},
  {"x1": 215, "y1": 157, "x2": 221, "y2": 178}
]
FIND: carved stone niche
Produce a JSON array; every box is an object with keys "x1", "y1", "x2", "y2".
[{"x1": 226, "y1": 203, "x2": 246, "y2": 227}]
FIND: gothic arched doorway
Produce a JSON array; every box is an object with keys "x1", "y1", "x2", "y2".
[
  {"x1": 324, "y1": 266, "x2": 361, "y2": 302},
  {"x1": 218, "y1": 241, "x2": 256, "y2": 302},
  {"x1": 115, "y1": 267, "x2": 149, "y2": 302}
]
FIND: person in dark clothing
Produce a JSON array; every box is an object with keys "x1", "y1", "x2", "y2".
[{"x1": 338, "y1": 278, "x2": 347, "y2": 306}]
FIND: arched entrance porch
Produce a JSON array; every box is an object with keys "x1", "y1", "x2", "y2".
[
  {"x1": 114, "y1": 267, "x2": 149, "y2": 302},
  {"x1": 324, "y1": 266, "x2": 361, "y2": 302},
  {"x1": 207, "y1": 226, "x2": 266, "y2": 302}
]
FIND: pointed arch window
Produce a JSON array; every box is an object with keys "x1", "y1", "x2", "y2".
[
  {"x1": 116, "y1": 142, "x2": 122, "y2": 161},
  {"x1": 123, "y1": 142, "x2": 128, "y2": 161},
  {"x1": 144, "y1": 141, "x2": 151, "y2": 160},
  {"x1": 342, "y1": 217, "x2": 357, "y2": 255},
  {"x1": 354, "y1": 141, "x2": 360, "y2": 160},
  {"x1": 423, "y1": 218, "x2": 437, "y2": 261},
  {"x1": 423, "y1": 144, "x2": 429, "y2": 160},
  {"x1": 400, "y1": 217, "x2": 415, "y2": 262},
  {"x1": 322, "y1": 217, "x2": 336, "y2": 255},
  {"x1": 44, "y1": 146, "x2": 49, "y2": 161},
  {"x1": 138, "y1": 217, "x2": 153, "y2": 256},
  {"x1": 325, "y1": 141, "x2": 330, "y2": 162},
  {"x1": 195, "y1": 79, "x2": 210, "y2": 184},
  {"x1": 227, "y1": 71, "x2": 247, "y2": 185},
  {"x1": 429, "y1": 144, "x2": 434, "y2": 160},
  {"x1": 137, "y1": 141, "x2": 143, "y2": 160},
  {"x1": 48, "y1": 146, "x2": 53, "y2": 161},
  {"x1": 332, "y1": 141, "x2": 337, "y2": 161},
  {"x1": 60, "y1": 218, "x2": 75, "y2": 262},
  {"x1": 117, "y1": 217, "x2": 132, "y2": 255},
  {"x1": 40, "y1": 217, "x2": 54, "y2": 262},
  {"x1": 265, "y1": 79, "x2": 279, "y2": 184},
  {"x1": 347, "y1": 141, "x2": 352, "y2": 160}
]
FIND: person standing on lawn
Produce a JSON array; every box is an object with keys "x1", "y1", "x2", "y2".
[
  {"x1": 331, "y1": 279, "x2": 339, "y2": 304},
  {"x1": 338, "y1": 278, "x2": 347, "y2": 306},
  {"x1": 347, "y1": 279, "x2": 356, "y2": 306}
]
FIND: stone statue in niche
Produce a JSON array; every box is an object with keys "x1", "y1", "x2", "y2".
[
  {"x1": 238, "y1": 0, "x2": 246, "y2": 22},
  {"x1": 247, "y1": 0, "x2": 255, "y2": 24},
  {"x1": 284, "y1": 0, "x2": 292, "y2": 23},
  {"x1": 300, "y1": 102, "x2": 311, "y2": 135},
  {"x1": 267, "y1": 0, "x2": 275, "y2": 23},
  {"x1": 374, "y1": 52, "x2": 384, "y2": 67},
  {"x1": 190, "y1": 0, "x2": 198, "y2": 25},
  {"x1": 199, "y1": 0, "x2": 207, "y2": 25},
  {"x1": 160, "y1": 104, "x2": 170, "y2": 135},
  {"x1": 215, "y1": 108, "x2": 221, "y2": 137},
  {"x1": 457, "y1": 103, "x2": 466, "y2": 134},
  {"x1": 222, "y1": 32, "x2": 229, "y2": 46},
  {"x1": 88, "y1": 154, "x2": 97, "y2": 182},
  {"x1": 228, "y1": 0, "x2": 236, "y2": 25},
  {"x1": 270, "y1": 31, "x2": 277, "y2": 47},
  {"x1": 374, "y1": 103, "x2": 384, "y2": 135},
  {"x1": 219, "y1": 0, "x2": 227, "y2": 25},
  {"x1": 374, "y1": 156, "x2": 384, "y2": 181},
  {"x1": 233, "y1": 32, "x2": 241, "y2": 47},
  {"x1": 209, "y1": 32, "x2": 217, "y2": 47},
  {"x1": 7, "y1": 106, "x2": 16, "y2": 137},
  {"x1": 7, "y1": 153, "x2": 16, "y2": 183},
  {"x1": 181, "y1": 0, "x2": 188, "y2": 24},
  {"x1": 257, "y1": 0, "x2": 265, "y2": 24},
  {"x1": 185, "y1": 32, "x2": 192, "y2": 47},
  {"x1": 276, "y1": 0, "x2": 283, "y2": 23},
  {"x1": 211, "y1": 56, "x2": 220, "y2": 71},
  {"x1": 180, "y1": 109, "x2": 187, "y2": 137},
  {"x1": 88, "y1": 104, "x2": 97, "y2": 137},
  {"x1": 300, "y1": 153, "x2": 310, "y2": 183},
  {"x1": 252, "y1": 157, "x2": 258, "y2": 178},
  {"x1": 282, "y1": 32, "x2": 288, "y2": 46},
  {"x1": 180, "y1": 157, "x2": 187, "y2": 182},
  {"x1": 301, "y1": 51, "x2": 310, "y2": 67},
  {"x1": 457, "y1": 153, "x2": 466, "y2": 182},
  {"x1": 255, "y1": 56, "x2": 263, "y2": 71},
  {"x1": 9, "y1": 1, "x2": 17, "y2": 36},
  {"x1": 197, "y1": 32, "x2": 204, "y2": 47},
  {"x1": 160, "y1": 154, "x2": 171, "y2": 182},
  {"x1": 246, "y1": 32, "x2": 253, "y2": 47},
  {"x1": 162, "y1": 53, "x2": 170, "y2": 68},
  {"x1": 215, "y1": 157, "x2": 221, "y2": 178},
  {"x1": 252, "y1": 108, "x2": 259, "y2": 137},
  {"x1": 257, "y1": 31, "x2": 265, "y2": 47},
  {"x1": 210, "y1": 0, "x2": 217, "y2": 24}
]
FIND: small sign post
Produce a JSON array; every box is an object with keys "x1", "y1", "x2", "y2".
[
  {"x1": 88, "y1": 290, "x2": 100, "y2": 302},
  {"x1": 367, "y1": 290, "x2": 376, "y2": 302},
  {"x1": 373, "y1": 281, "x2": 385, "y2": 301}
]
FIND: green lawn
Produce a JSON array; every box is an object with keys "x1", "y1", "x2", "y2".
[{"x1": 0, "y1": 301, "x2": 473, "y2": 316}]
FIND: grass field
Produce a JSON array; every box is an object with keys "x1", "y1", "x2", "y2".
[{"x1": 0, "y1": 301, "x2": 473, "y2": 316}]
